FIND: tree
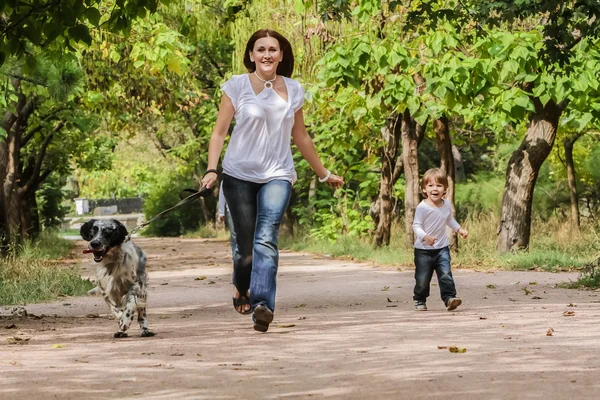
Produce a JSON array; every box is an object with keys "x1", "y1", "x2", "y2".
[
  {"x1": 408, "y1": 0, "x2": 600, "y2": 252},
  {"x1": 0, "y1": 0, "x2": 167, "y2": 66}
]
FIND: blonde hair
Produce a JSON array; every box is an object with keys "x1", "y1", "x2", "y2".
[{"x1": 421, "y1": 168, "x2": 448, "y2": 197}]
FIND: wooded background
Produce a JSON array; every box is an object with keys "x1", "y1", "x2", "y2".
[{"x1": 2, "y1": 0, "x2": 600, "y2": 259}]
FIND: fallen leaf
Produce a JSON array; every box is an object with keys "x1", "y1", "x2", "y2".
[
  {"x1": 194, "y1": 276, "x2": 207, "y2": 281},
  {"x1": 448, "y1": 346, "x2": 467, "y2": 353},
  {"x1": 486, "y1": 284, "x2": 496, "y2": 289},
  {"x1": 532, "y1": 296, "x2": 543, "y2": 300},
  {"x1": 85, "y1": 313, "x2": 100, "y2": 318},
  {"x1": 298, "y1": 316, "x2": 307, "y2": 320},
  {"x1": 387, "y1": 297, "x2": 398, "y2": 303},
  {"x1": 158, "y1": 315, "x2": 170, "y2": 319},
  {"x1": 563, "y1": 311, "x2": 576, "y2": 317},
  {"x1": 437, "y1": 346, "x2": 447, "y2": 349},
  {"x1": 52, "y1": 344, "x2": 64, "y2": 349},
  {"x1": 381, "y1": 286, "x2": 390, "y2": 291},
  {"x1": 277, "y1": 324, "x2": 296, "y2": 328},
  {"x1": 6, "y1": 337, "x2": 30, "y2": 345},
  {"x1": 386, "y1": 305, "x2": 398, "y2": 308},
  {"x1": 160, "y1": 282, "x2": 169, "y2": 286},
  {"x1": 294, "y1": 303, "x2": 307, "y2": 308},
  {"x1": 523, "y1": 287, "x2": 532, "y2": 295},
  {"x1": 529, "y1": 282, "x2": 537, "y2": 285},
  {"x1": 511, "y1": 281, "x2": 520, "y2": 285},
  {"x1": 547, "y1": 328, "x2": 554, "y2": 336},
  {"x1": 171, "y1": 353, "x2": 184, "y2": 357},
  {"x1": 479, "y1": 316, "x2": 487, "y2": 320},
  {"x1": 207, "y1": 281, "x2": 216, "y2": 284},
  {"x1": 196, "y1": 353, "x2": 201, "y2": 357},
  {"x1": 9, "y1": 361, "x2": 18, "y2": 366},
  {"x1": 567, "y1": 303, "x2": 576, "y2": 307}
]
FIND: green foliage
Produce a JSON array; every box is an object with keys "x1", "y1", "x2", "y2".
[
  {"x1": 574, "y1": 259, "x2": 600, "y2": 289},
  {"x1": 0, "y1": 0, "x2": 168, "y2": 66},
  {"x1": 0, "y1": 232, "x2": 93, "y2": 305},
  {"x1": 141, "y1": 170, "x2": 203, "y2": 237},
  {"x1": 36, "y1": 174, "x2": 68, "y2": 229},
  {"x1": 454, "y1": 174, "x2": 504, "y2": 220}
]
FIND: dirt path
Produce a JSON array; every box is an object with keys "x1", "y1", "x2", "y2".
[{"x1": 1, "y1": 238, "x2": 599, "y2": 399}]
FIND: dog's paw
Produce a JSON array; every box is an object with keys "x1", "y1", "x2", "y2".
[
  {"x1": 141, "y1": 330, "x2": 155, "y2": 337},
  {"x1": 87, "y1": 287, "x2": 101, "y2": 296},
  {"x1": 113, "y1": 331, "x2": 128, "y2": 338}
]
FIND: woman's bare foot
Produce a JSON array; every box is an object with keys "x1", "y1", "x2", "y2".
[{"x1": 233, "y1": 287, "x2": 251, "y2": 314}]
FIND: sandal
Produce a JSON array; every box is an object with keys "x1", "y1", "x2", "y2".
[
  {"x1": 232, "y1": 295, "x2": 252, "y2": 315},
  {"x1": 253, "y1": 305, "x2": 274, "y2": 332}
]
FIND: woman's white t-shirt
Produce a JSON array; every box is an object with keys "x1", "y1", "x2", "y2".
[
  {"x1": 220, "y1": 74, "x2": 305, "y2": 183},
  {"x1": 412, "y1": 199, "x2": 461, "y2": 250}
]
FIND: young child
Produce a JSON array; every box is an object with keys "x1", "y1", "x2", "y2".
[{"x1": 412, "y1": 168, "x2": 468, "y2": 311}]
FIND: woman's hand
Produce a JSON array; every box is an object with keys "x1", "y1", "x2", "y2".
[
  {"x1": 324, "y1": 174, "x2": 344, "y2": 189},
  {"x1": 201, "y1": 171, "x2": 218, "y2": 189}
]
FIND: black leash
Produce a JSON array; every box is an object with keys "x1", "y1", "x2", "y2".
[{"x1": 125, "y1": 186, "x2": 212, "y2": 241}]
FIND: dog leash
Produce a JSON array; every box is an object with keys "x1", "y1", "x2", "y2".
[{"x1": 125, "y1": 186, "x2": 213, "y2": 242}]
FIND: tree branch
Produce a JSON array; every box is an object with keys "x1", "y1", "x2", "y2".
[
  {"x1": 21, "y1": 107, "x2": 67, "y2": 146},
  {"x1": 20, "y1": 121, "x2": 64, "y2": 195}
]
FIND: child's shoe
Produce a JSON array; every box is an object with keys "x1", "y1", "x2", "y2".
[
  {"x1": 415, "y1": 301, "x2": 427, "y2": 311},
  {"x1": 446, "y1": 297, "x2": 462, "y2": 311}
]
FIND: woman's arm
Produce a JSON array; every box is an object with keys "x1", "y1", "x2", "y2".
[
  {"x1": 291, "y1": 109, "x2": 343, "y2": 188},
  {"x1": 201, "y1": 94, "x2": 235, "y2": 189}
]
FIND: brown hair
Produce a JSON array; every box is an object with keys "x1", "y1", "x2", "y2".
[
  {"x1": 421, "y1": 168, "x2": 448, "y2": 197},
  {"x1": 243, "y1": 29, "x2": 294, "y2": 77}
]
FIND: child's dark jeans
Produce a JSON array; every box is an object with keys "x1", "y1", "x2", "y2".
[{"x1": 413, "y1": 246, "x2": 457, "y2": 305}]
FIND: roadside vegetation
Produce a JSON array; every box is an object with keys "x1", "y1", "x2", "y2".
[{"x1": 0, "y1": 232, "x2": 93, "y2": 305}]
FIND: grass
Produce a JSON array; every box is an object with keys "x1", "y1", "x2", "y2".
[
  {"x1": 281, "y1": 214, "x2": 599, "y2": 274},
  {"x1": 0, "y1": 231, "x2": 94, "y2": 306},
  {"x1": 58, "y1": 228, "x2": 81, "y2": 237}
]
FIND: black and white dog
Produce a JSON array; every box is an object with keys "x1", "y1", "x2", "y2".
[{"x1": 80, "y1": 219, "x2": 154, "y2": 338}]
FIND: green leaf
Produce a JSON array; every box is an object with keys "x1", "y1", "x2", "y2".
[
  {"x1": 83, "y1": 7, "x2": 101, "y2": 26},
  {"x1": 514, "y1": 95, "x2": 530, "y2": 108},
  {"x1": 68, "y1": 24, "x2": 92, "y2": 46},
  {"x1": 539, "y1": 93, "x2": 551, "y2": 106}
]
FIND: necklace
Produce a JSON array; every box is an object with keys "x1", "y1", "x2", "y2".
[{"x1": 254, "y1": 71, "x2": 276, "y2": 89}]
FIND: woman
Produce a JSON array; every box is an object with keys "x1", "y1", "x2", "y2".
[{"x1": 201, "y1": 29, "x2": 343, "y2": 332}]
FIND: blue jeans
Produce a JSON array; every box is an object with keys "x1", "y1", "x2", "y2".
[
  {"x1": 222, "y1": 174, "x2": 292, "y2": 312},
  {"x1": 413, "y1": 246, "x2": 457, "y2": 305}
]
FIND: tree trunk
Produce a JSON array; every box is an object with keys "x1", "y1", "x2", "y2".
[
  {"x1": 434, "y1": 115, "x2": 455, "y2": 205},
  {"x1": 19, "y1": 190, "x2": 36, "y2": 239},
  {"x1": 452, "y1": 145, "x2": 466, "y2": 183},
  {"x1": 402, "y1": 109, "x2": 420, "y2": 249},
  {"x1": 434, "y1": 115, "x2": 458, "y2": 250},
  {"x1": 497, "y1": 99, "x2": 563, "y2": 253},
  {"x1": 564, "y1": 133, "x2": 584, "y2": 230},
  {"x1": 375, "y1": 113, "x2": 402, "y2": 247}
]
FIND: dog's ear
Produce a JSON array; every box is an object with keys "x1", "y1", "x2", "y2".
[
  {"x1": 80, "y1": 220, "x2": 96, "y2": 241},
  {"x1": 110, "y1": 220, "x2": 128, "y2": 247}
]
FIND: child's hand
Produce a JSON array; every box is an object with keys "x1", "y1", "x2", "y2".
[
  {"x1": 422, "y1": 235, "x2": 437, "y2": 246},
  {"x1": 458, "y1": 228, "x2": 469, "y2": 239}
]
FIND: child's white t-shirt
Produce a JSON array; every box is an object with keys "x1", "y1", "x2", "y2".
[
  {"x1": 412, "y1": 199, "x2": 461, "y2": 250},
  {"x1": 220, "y1": 74, "x2": 305, "y2": 183}
]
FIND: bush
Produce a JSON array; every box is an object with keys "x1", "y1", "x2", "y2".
[
  {"x1": 37, "y1": 174, "x2": 68, "y2": 229},
  {"x1": 142, "y1": 171, "x2": 205, "y2": 237}
]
